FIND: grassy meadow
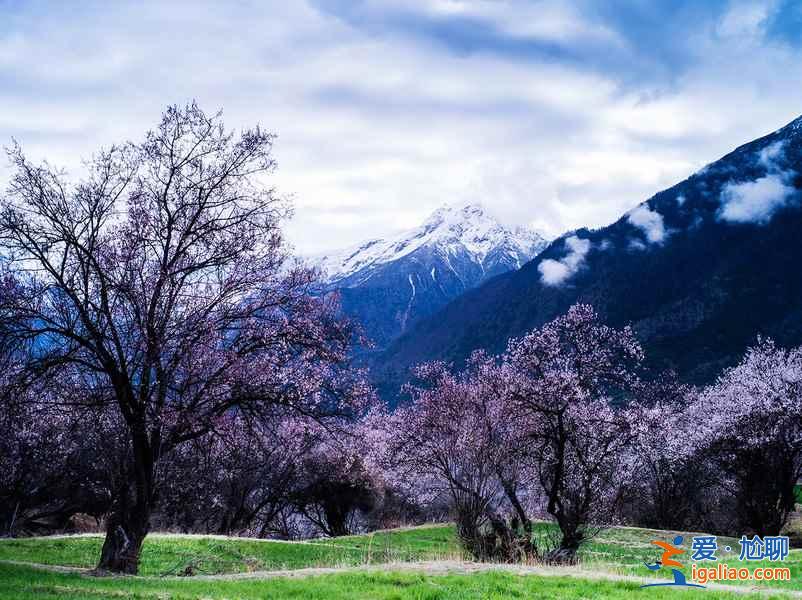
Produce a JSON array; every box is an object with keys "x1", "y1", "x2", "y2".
[{"x1": 1, "y1": 523, "x2": 800, "y2": 598}]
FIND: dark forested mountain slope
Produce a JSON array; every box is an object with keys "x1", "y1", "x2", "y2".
[{"x1": 375, "y1": 115, "x2": 802, "y2": 401}]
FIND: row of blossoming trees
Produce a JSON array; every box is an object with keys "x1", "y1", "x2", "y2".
[
  {"x1": 372, "y1": 310, "x2": 802, "y2": 563},
  {"x1": 1, "y1": 105, "x2": 801, "y2": 575}
]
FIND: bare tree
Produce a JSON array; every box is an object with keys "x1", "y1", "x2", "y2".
[{"x1": 0, "y1": 103, "x2": 368, "y2": 573}]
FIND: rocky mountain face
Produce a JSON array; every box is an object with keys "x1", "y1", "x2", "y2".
[
  {"x1": 311, "y1": 204, "x2": 548, "y2": 348},
  {"x1": 373, "y1": 115, "x2": 802, "y2": 402}
]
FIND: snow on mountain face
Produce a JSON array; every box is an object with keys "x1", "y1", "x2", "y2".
[
  {"x1": 308, "y1": 204, "x2": 548, "y2": 349},
  {"x1": 313, "y1": 203, "x2": 547, "y2": 287}
]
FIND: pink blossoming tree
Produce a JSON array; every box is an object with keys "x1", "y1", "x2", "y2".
[
  {"x1": 0, "y1": 103, "x2": 370, "y2": 573},
  {"x1": 384, "y1": 353, "x2": 535, "y2": 561},
  {"x1": 692, "y1": 338, "x2": 802, "y2": 536},
  {"x1": 504, "y1": 304, "x2": 643, "y2": 562},
  {"x1": 382, "y1": 306, "x2": 644, "y2": 563}
]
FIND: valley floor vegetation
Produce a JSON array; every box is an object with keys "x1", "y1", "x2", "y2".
[
  {"x1": 3, "y1": 523, "x2": 802, "y2": 598},
  {"x1": 2, "y1": 523, "x2": 802, "y2": 598},
  {"x1": 1, "y1": 104, "x2": 801, "y2": 596}
]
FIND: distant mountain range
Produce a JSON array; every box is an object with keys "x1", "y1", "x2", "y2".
[
  {"x1": 311, "y1": 204, "x2": 548, "y2": 347},
  {"x1": 372, "y1": 115, "x2": 802, "y2": 402}
]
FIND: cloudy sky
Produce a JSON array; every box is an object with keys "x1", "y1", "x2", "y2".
[{"x1": 1, "y1": 0, "x2": 801, "y2": 253}]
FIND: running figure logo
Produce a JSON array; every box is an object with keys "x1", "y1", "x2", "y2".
[{"x1": 641, "y1": 535, "x2": 705, "y2": 589}]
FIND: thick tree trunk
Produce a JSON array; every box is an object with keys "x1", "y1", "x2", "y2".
[
  {"x1": 97, "y1": 505, "x2": 149, "y2": 574},
  {"x1": 323, "y1": 500, "x2": 351, "y2": 537},
  {"x1": 97, "y1": 424, "x2": 155, "y2": 574},
  {"x1": 547, "y1": 517, "x2": 582, "y2": 564}
]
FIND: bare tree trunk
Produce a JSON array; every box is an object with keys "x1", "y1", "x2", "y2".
[
  {"x1": 322, "y1": 499, "x2": 351, "y2": 537},
  {"x1": 97, "y1": 427, "x2": 154, "y2": 574},
  {"x1": 543, "y1": 513, "x2": 581, "y2": 565},
  {"x1": 97, "y1": 496, "x2": 149, "y2": 574}
]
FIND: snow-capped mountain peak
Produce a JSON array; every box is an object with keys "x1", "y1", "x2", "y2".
[
  {"x1": 308, "y1": 203, "x2": 549, "y2": 347},
  {"x1": 313, "y1": 203, "x2": 547, "y2": 285}
]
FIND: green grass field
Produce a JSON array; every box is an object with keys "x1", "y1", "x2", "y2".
[
  {"x1": 1, "y1": 561, "x2": 780, "y2": 600},
  {"x1": 0, "y1": 526, "x2": 461, "y2": 576},
  {"x1": 0, "y1": 523, "x2": 799, "y2": 598}
]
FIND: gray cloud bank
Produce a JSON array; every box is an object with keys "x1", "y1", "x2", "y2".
[{"x1": 2, "y1": 1, "x2": 802, "y2": 253}]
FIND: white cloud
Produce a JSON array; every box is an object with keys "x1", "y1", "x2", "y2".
[
  {"x1": 538, "y1": 235, "x2": 590, "y2": 286},
  {"x1": 758, "y1": 140, "x2": 787, "y2": 169},
  {"x1": 2, "y1": 2, "x2": 802, "y2": 254},
  {"x1": 716, "y1": 1, "x2": 772, "y2": 38},
  {"x1": 415, "y1": 0, "x2": 625, "y2": 46},
  {"x1": 718, "y1": 174, "x2": 795, "y2": 224},
  {"x1": 627, "y1": 204, "x2": 667, "y2": 244},
  {"x1": 718, "y1": 139, "x2": 797, "y2": 224}
]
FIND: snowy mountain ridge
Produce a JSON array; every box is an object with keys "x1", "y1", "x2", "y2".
[{"x1": 313, "y1": 203, "x2": 548, "y2": 287}]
